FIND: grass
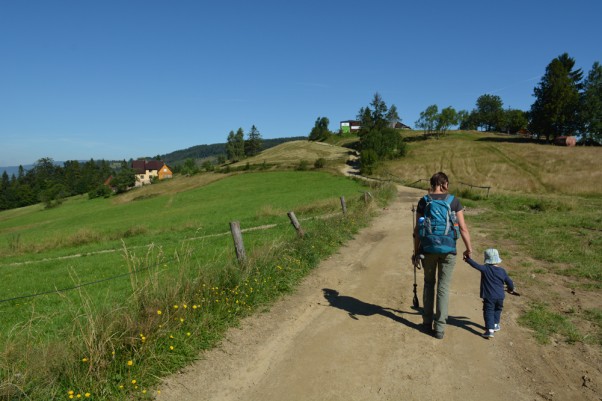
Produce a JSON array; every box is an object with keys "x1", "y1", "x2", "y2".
[
  {"x1": 0, "y1": 170, "x2": 387, "y2": 400},
  {"x1": 383, "y1": 130, "x2": 602, "y2": 346},
  {"x1": 386, "y1": 130, "x2": 602, "y2": 196},
  {"x1": 518, "y1": 302, "x2": 582, "y2": 344}
]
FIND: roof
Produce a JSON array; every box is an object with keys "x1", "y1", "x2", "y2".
[{"x1": 131, "y1": 160, "x2": 166, "y2": 174}]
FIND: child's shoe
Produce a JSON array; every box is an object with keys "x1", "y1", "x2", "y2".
[
  {"x1": 481, "y1": 329, "x2": 495, "y2": 339},
  {"x1": 494, "y1": 323, "x2": 501, "y2": 332}
]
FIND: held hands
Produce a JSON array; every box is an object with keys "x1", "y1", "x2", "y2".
[
  {"x1": 412, "y1": 253, "x2": 423, "y2": 269},
  {"x1": 462, "y1": 249, "x2": 472, "y2": 261}
]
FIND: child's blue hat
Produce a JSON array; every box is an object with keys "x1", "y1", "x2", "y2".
[{"x1": 484, "y1": 248, "x2": 502, "y2": 264}]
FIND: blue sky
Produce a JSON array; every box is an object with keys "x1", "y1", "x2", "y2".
[{"x1": 1, "y1": 0, "x2": 601, "y2": 167}]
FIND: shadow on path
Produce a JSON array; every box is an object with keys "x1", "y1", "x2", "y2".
[
  {"x1": 322, "y1": 288, "x2": 484, "y2": 338},
  {"x1": 321, "y1": 288, "x2": 428, "y2": 334}
]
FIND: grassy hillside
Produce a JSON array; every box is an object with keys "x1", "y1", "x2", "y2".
[
  {"x1": 230, "y1": 140, "x2": 352, "y2": 170},
  {"x1": 384, "y1": 131, "x2": 601, "y2": 196}
]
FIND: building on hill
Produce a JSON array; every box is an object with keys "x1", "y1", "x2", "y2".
[
  {"x1": 340, "y1": 120, "x2": 410, "y2": 133},
  {"x1": 391, "y1": 121, "x2": 411, "y2": 129},
  {"x1": 340, "y1": 120, "x2": 361, "y2": 134},
  {"x1": 131, "y1": 160, "x2": 173, "y2": 186}
]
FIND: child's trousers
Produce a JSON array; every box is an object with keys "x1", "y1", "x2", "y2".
[{"x1": 483, "y1": 298, "x2": 504, "y2": 330}]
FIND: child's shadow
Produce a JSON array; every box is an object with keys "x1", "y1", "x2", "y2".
[{"x1": 321, "y1": 288, "x2": 426, "y2": 333}]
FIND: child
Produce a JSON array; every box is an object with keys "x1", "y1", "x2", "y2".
[{"x1": 464, "y1": 248, "x2": 516, "y2": 339}]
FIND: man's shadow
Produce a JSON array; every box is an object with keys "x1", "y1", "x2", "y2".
[
  {"x1": 322, "y1": 288, "x2": 485, "y2": 337},
  {"x1": 321, "y1": 288, "x2": 427, "y2": 333}
]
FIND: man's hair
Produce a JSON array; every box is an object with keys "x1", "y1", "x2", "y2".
[{"x1": 430, "y1": 172, "x2": 449, "y2": 189}]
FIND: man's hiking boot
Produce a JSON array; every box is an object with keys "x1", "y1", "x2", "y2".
[
  {"x1": 481, "y1": 329, "x2": 495, "y2": 339},
  {"x1": 434, "y1": 331, "x2": 444, "y2": 340}
]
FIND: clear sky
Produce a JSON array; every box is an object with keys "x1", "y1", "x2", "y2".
[{"x1": 1, "y1": 0, "x2": 601, "y2": 167}]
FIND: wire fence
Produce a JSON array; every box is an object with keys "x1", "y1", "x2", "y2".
[{"x1": 0, "y1": 207, "x2": 354, "y2": 306}]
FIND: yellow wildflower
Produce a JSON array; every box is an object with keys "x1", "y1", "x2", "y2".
[
  {"x1": 85, "y1": 393, "x2": 90, "y2": 398},
  {"x1": 157, "y1": 310, "x2": 162, "y2": 315},
  {"x1": 127, "y1": 360, "x2": 133, "y2": 366},
  {"x1": 131, "y1": 379, "x2": 137, "y2": 385}
]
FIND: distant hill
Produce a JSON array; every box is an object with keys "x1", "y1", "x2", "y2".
[
  {"x1": 0, "y1": 164, "x2": 34, "y2": 177},
  {"x1": 0, "y1": 137, "x2": 308, "y2": 176},
  {"x1": 160, "y1": 136, "x2": 307, "y2": 165}
]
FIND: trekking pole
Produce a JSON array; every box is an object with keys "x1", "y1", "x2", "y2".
[{"x1": 411, "y1": 205, "x2": 421, "y2": 309}]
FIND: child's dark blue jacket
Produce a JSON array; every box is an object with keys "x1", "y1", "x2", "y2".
[{"x1": 465, "y1": 257, "x2": 514, "y2": 300}]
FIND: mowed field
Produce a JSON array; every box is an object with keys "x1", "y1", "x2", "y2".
[{"x1": 386, "y1": 131, "x2": 601, "y2": 196}]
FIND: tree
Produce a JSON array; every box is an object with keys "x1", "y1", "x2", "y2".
[
  {"x1": 308, "y1": 117, "x2": 332, "y2": 141},
  {"x1": 436, "y1": 106, "x2": 458, "y2": 137},
  {"x1": 357, "y1": 93, "x2": 405, "y2": 160},
  {"x1": 581, "y1": 61, "x2": 602, "y2": 144},
  {"x1": 415, "y1": 105, "x2": 439, "y2": 136},
  {"x1": 226, "y1": 128, "x2": 245, "y2": 162},
  {"x1": 474, "y1": 94, "x2": 504, "y2": 132},
  {"x1": 112, "y1": 161, "x2": 136, "y2": 194},
  {"x1": 181, "y1": 158, "x2": 199, "y2": 175},
  {"x1": 245, "y1": 125, "x2": 262, "y2": 156},
  {"x1": 245, "y1": 125, "x2": 263, "y2": 156},
  {"x1": 529, "y1": 53, "x2": 582, "y2": 142},
  {"x1": 458, "y1": 110, "x2": 477, "y2": 130},
  {"x1": 501, "y1": 109, "x2": 528, "y2": 134}
]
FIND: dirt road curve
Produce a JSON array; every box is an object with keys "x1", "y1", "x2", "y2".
[{"x1": 158, "y1": 186, "x2": 601, "y2": 401}]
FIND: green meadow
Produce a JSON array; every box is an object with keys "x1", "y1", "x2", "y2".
[{"x1": 0, "y1": 170, "x2": 385, "y2": 400}]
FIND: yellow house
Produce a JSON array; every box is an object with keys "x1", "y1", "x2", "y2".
[{"x1": 131, "y1": 160, "x2": 173, "y2": 187}]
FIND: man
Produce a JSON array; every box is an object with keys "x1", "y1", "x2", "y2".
[{"x1": 413, "y1": 172, "x2": 473, "y2": 339}]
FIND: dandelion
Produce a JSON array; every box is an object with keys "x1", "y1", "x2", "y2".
[
  {"x1": 127, "y1": 360, "x2": 133, "y2": 366},
  {"x1": 170, "y1": 335, "x2": 174, "y2": 339},
  {"x1": 180, "y1": 318, "x2": 185, "y2": 323},
  {"x1": 173, "y1": 305, "x2": 179, "y2": 309},
  {"x1": 77, "y1": 394, "x2": 82, "y2": 398},
  {"x1": 131, "y1": 379, "x2": 137, "y2": 385},
  {"x1": 85, "y1": 393, "x2": 90, "y2": 398},
  {"x1": 142, "y1": 390, "x2": 147, "y2": 394},
  {"x1": 186, "y1": 332, "x2": 191, "y2": 336},
  {"x1": 183, "y1": 304, "x2": 187, "y2": 309},
  {"x1": 82, "y1": 357, "x2": 88, "y2": 362},
  {"x1": 69, "y1": 396, "x2": 74, "y2": 399},
  {"x1": 119, "y1": 385, "x2": 124, "y2": 390},
  {"x1": 157, "y1": 390, "x2": 161, "y2": 395},
  {"x1": 193, "y1": 305, "x2": 198, "y2": 309},
  {"x1": 169, "y1": 345, "x2": 174, "y2": 351},
  {"x1": 157, "y1": 310, "x2": 162, "y2": 315},
  {"x1": 68, "y1": 391, "x2": 74, "y2": 395}
]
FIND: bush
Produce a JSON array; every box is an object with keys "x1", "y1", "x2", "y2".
[
  {"x1": 314, "y1": 158, "x2": 326, "y2": 169},
  {"x1": 296, "y1": 160, "x2": 309, "y2": 171}
]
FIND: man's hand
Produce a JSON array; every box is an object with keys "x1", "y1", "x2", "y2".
[{"x1": 412, "y1": 253, "x2": 423, "y2": 269}]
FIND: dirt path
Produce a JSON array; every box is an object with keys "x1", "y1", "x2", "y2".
[{"x1": 158, "y1": 186, "x2": 601, "y2": 401}]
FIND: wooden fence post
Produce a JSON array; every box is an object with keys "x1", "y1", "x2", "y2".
[
  {"x1": 229, "y1": 221, "x2": 246, "y2": 265},
  {"x1": 287, "y1": 211, "x2": 305, "y2": 237},
  {"x1": 363, "y1": 191, "x2": 373, "y2": 204},
  {"x1": 340, "y1": 196, "x2": 347, "y2": 215}
]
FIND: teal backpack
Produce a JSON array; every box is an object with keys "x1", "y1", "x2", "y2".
[{"x1": 418, "y1": 195, "x2": 460, "y2": 254}]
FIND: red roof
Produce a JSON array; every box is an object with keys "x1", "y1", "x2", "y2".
[{"x1": 131, "y1": 160, "x2": 165, "y2": 174}]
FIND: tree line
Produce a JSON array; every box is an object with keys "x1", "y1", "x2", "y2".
[
  {"x1": 0, "y1": 158, "x2": 138, "y2": 211},
  {"x1": 414, "y1": 53, "x2": 601, "y2": 143}
]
